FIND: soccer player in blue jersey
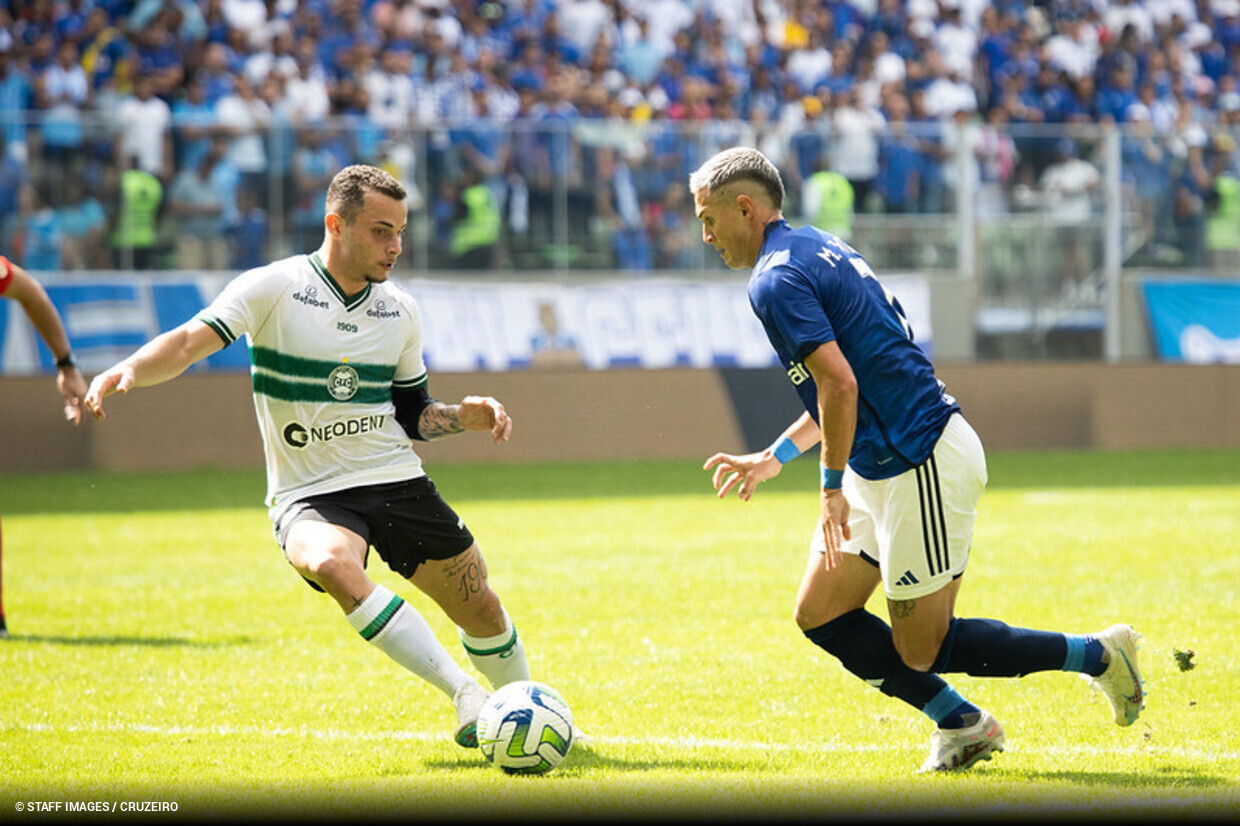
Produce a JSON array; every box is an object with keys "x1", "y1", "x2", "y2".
[{"x1": 690, "y1": 147, "x2": 1144, "y2": 772}]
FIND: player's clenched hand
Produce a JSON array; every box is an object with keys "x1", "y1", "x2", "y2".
[
  {"x1": 84, "y1": 366, "x2": 136, "y2": 421},
  {"x1": 703, "y1": 450, "x2": 781, "y2": 502},
  {"x1": 458, "y1": 395, "x2": 513, "y2": 443}
]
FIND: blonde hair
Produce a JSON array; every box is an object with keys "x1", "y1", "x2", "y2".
[{"x1": 688, "y1": 147, "x2": 785, "y2": 210}]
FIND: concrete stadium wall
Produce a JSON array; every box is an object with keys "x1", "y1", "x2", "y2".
[{"x1": 1, "y1": 363, "x2": 1237, "y2": 474}]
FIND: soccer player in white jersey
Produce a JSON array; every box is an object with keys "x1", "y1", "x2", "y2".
[
  {"x1": 84, "y1": 165, "x2": 524, "y2": 748},
  {"x1": 690, "y1": 147, "x2": 1144, "y2": 772}
]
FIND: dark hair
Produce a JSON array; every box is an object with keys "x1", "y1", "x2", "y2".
[{"x1": 325, "y1": 164, "x2": 407, "y2": 223}]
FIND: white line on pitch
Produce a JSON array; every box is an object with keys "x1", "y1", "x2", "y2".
[{"x1": 8, "y1": 721, "x2": 1239, "y2": 761}]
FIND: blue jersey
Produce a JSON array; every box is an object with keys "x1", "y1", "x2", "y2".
[{"x1": 748, "y1": 219, "x2": 959, "y2": 480}]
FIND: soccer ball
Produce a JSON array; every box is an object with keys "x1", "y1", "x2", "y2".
[{"x1": 476, "y1": 680, "x2": 574, "y2": 775}]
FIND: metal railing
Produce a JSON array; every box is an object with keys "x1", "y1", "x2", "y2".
[{"x1": 2, "y1": 112, "x2": 1237, "y2": 361}]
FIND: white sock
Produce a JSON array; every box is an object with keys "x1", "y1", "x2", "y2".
[
  {"x1": 346, "y1": 584, "x2": 471, "y2": 699},
  {"x1": 459, "y1": 607, "x2": 530, "y2": 688}
]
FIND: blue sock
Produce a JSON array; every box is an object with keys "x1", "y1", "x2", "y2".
[
  {"x1": 932, "y1": 618, "x2": 1104, "y2": 677},
  {"x1": 1065, "y1": 633, "x2": 1108, "y2": 676},
  {"x1": 804, "y1": 609, "x2": 978, "y2": 729},
  {"x1": 922, "y1": 685, "x2": 980, "y2": 729}
]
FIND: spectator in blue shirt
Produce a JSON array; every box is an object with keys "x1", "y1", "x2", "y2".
[
  {"x1": 171, "y1": 75, "x2": 218, "y2": 174},
  {"x1": 0, "y1": 49, "x2": 33, "y2": 152},
  {"x1": 18, "y1": 181, "x2": 65, "y2": 272},
  {"x1": 875, "y1": 93, "x2": 921, "y2": 216}
]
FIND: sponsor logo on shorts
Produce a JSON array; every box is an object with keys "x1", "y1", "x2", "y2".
[{"x1": 894, "y1": 570, "x2": 921, "y2": 588}]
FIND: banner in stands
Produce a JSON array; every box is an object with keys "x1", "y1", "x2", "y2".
[
  {"x1": 1142, "y1": 278, "x2": 1240, "y2": 363},
  {"x1": 0, "y1": 273, "x2": 932, "y2": 374}
]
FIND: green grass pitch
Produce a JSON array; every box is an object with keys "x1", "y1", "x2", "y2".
[{"x1": 2, "y1": 449, "x2": 1238, "y2": 821}]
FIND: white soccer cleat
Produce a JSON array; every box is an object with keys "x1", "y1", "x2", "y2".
[
  {"x1": 918, "y1": 710, "x2": 1005, "y2": 773},
  {"x1": 452, "y1": 681, "x2": 490, "y2": 748},
  {"x1": 1085, "y1": 623, "x2": 1145, "y2": 726}
]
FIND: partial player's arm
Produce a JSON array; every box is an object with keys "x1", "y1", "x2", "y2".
[
  {"x1": 84, "y1": 319, "x2": 226, "y2": 421},
  {"x1": 1, "y1": 257, "x2": 89, "y2": 424},
  {"x1": 393, "y1": 385, "x2": 513, "y2": 444},
  {"x1": 804, "y1": 340, "x2": 858, "y2": 560},
  {"x1": 421, "y1": 395, "x2": 513, "y2": 443},
  {"x1": 705, "y1": 410, "x2": 821, "y2": 502}
]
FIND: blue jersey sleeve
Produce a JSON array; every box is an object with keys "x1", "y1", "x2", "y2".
[{"x1": 758, "y1": 266, "x2": 838, "y2": 364}]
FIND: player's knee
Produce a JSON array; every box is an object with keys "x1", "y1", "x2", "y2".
[
  {"x1": 892, "y1": 633, "x2": 941, "y2": 672},
  {"x1": 794, "y1": 596, "x2": 849, "y2": 632},
  {"x1": 294, "y1": 548, "x2": 360, "y2": 589},
  {"x1": 793, "y1": 597, "x2": 823, "y2": 631}
]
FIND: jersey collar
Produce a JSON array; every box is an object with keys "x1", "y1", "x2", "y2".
[
  {"x1": 309, "y1": 252, "x2": 372, "y2": 311},
  {"x1": 757, "y1": 218, "x2": 790, "y2": 261},
  {"x1": 753, "y1": 218, "x2": 792, "y2": 274}
]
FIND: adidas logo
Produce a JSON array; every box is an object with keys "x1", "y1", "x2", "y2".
[{"x1": 895, "y1": 570, "x2": 920, "y2": 587}]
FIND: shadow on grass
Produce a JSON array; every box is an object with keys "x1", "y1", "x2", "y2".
[
  {"x1": 7, "y1": 634, "x2": 258, "y2": 648},
  {"x1": 422, "y1": 744, "x2": 763, "y2": 775},
  {"x1": 1014, "y1": 766, "x2": 1227, "y2": 789}
]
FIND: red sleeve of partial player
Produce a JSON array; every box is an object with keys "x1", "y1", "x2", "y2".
[{"x1": 0, "y1": 255, "x2": 12, "y2": 295}]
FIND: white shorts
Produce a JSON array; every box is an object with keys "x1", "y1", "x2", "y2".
[{"x1": 811, "y1": 413, "x2": 987, "y2": 600}]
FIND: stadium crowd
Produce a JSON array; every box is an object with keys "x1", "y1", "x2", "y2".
[{"x1": 0, "y1": 0, "x2": 1238, "y2": 274}]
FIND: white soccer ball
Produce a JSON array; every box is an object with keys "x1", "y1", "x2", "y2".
[{"x1": 476, "y1": 680, "x2": 574, "y2": 775}]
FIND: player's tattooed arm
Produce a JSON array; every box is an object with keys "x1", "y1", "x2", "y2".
[{"x1": 417, "y1": 401, "x2": 466, "y2": 440}]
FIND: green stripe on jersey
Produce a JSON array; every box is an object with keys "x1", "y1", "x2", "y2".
[
  {"x1": 251, "y1": 372, "x2": 393, "y2": 404},
  {"x1": 359, "y1": 595, "x2": 405, "y2": 641},
  {"x1": 250, "y1": 345, "x2": 396, "y2": 384},
  {"x1": 393, "y1": 372, "x2": 428, "y2": 390},
  {"x1": 199, "y1": 316, "x2": 237, "y2": 346}
]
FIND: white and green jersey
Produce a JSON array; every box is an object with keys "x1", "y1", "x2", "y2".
[{"x1": 197, "y1": 253, "x2": 428, "y2": 520}]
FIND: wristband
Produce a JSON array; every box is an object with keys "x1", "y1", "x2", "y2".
[
  {"x1": 771, "y1": 435, "x2": 800, "y2": 464},
  {"x1": 821, "y1": 465, "x2": 844, "y2": 490},
  {"x1": 55, "y1": 352, "x2": 76, "y2": 370}
]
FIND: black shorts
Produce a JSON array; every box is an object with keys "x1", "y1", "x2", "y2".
[{"x1": 274, "y1": 476, "x2": 475, "y2": 590}]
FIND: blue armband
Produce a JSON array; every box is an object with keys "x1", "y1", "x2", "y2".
[
  {"x1": 821, "y1": 465, "x2": 844, "y2": 490},
  {"x1": 771, "y1": 436, "x2": 801, "y2": 464}
]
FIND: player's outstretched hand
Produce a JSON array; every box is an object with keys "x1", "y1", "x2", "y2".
[
  {"x1": 58, "y1": 367, "x2": 88, "y2": 425},
  {"x1": 84, "y1": 366, "x2": 136, "y2": 421},
  {"x1": 703, "y1": 450, "x2": 781, "y2": 502},
  {"x1": 458, "y1": 395, "x2": 513, "y2": 444}
]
